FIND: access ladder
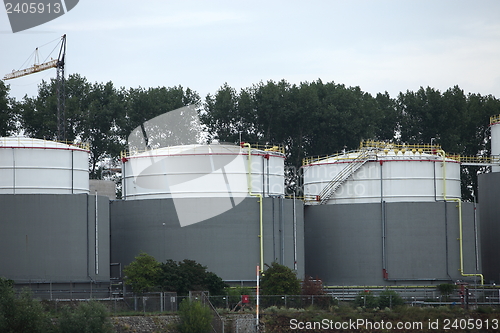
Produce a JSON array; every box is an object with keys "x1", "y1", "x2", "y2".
[{"x1": 317, "y1": 148, "x2": 377, "y2": 204}]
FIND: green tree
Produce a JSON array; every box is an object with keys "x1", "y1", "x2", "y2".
[
  {"x1": 119, "y1": 85, "x2": 201, "y2": 148},
  {"x1": 260, "y1": 262, "x2": 300, "y2": 296},
  {"x1": 0, "y1": 277, "x2": 53, "y2": 333},
  {"x1": 373, "y1": 91, "x2": 399, "y2": 140},
  {"x1": 226, "y1": 286, "x2": 253, "y2": 310},
  {"x1": 177, "y1": 299, "x2": 212, "y2": 333},
  {"x1": 201, "y1": 83, "x2": 242, "y2": 143},
  {"x1": 19, "y1": 79, "x2": 59, "y2": 140},
  {"x1": 71, "y1": 77, "x2": 125, "y2": 178},
  {"x1": 123, "y1": 252, "x2": 162, "y2": 294},
  {"x1": 437, "y1": 283, "x2": 456, "y2": 301},
  {"x1": 58, "y1": 301, "x2": 112, "y2": 333},
  {"x1": 0, "y1": 81, "x2": 18, "y2": 136},
  {"x1": 354, "y1": 290, "x2": 378, "y2": 309},
  {"x1": 158, "y1": 259, "x2": 227, "y2": 296},
  {"x1": 378, "y1": 290, "x2": 404, "y2": 308}
]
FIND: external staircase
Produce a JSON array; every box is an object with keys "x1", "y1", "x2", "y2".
[{"x1": 317, "y1": 148, "x2": 377, "y2": 204}]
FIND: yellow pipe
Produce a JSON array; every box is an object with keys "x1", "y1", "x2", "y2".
[
  {"x1": 437, "y1": 150, "x2": 484, "y2": 285},
  {"x1": 243, "y1": 143, "x2": 264, "y2": 273}
]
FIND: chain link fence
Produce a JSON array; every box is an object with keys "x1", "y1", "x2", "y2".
[{"x1": 17, "y1": 285, "x2": 500, "y2": 314}]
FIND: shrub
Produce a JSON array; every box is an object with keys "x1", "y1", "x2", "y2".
[
  {"x1": 378, "y1": 290, "x2": 405, "y2": 308},
  {"x1": 354, "y1": 290, "x2": 378, "y2": 309},
  {"x1": 123, "y1": 252, "x2": 162, "y2": 294},
  {"x1": 261, "y1": 263, "x2": 301, "y2": 296},
  {"x1": 0, "y1": 277, "x2": 53, "y2": 333},
  {"x1": 437, "y1": 283, "x2": 455, "y2": 295},
  {"x1": 178, "y1": 299, "x2": 212, "y2": 333},
  {"x1": 226, "y1": 286, "x2": 253, "y2": 310},
  {"x1": 301, "y1": 276, "x2": 334, "y2": 309},
  {"x1": 58, "y1": 301, "x2": 112, "y2": 333}
]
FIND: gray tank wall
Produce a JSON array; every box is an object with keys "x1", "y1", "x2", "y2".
[
  {"x1": 110, "y1": 197, "x2": 304, "y2": 282},
  {"x1": 0, "y1": 194, "x2": 110, "y2": 282},
  {"x1": 478, "y1": 172, "x2": 500, "y2": 284},
  {"x1": 305, "y1": 201, "x2": 480, "y2": 286}
]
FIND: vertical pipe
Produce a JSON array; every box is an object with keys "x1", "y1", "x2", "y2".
[
  {"x1": 256, "y1": 265, "x2": 260, "y2": 331},
  {"x1": 267, "y1": 157, "x2": 270, "y2": 196},
  {"x1": 380, "y1": 161, "x2": 387, "y2": 278},
  {"x1": 12, "y1": 148, "x2": 15, "y2": 194},
  {"x1": 86, "y1": 194, "x2": 90, "y2": 278},
  {"x1": 293, "y1": 193, "x2": 297, "y2": 271},
  {"x1": 262, "y1": 155, "x2": 265, "y2": 197},
  {"x1": 280, "y1": 196, "x2": 284, "y2": 265},
  {"x1": 272, "y1": 197, "x2": 276, "y2": 260},
  {"x1": 473, "y1": 195, "x2": 479, "y2": 272},
  {"x1": 122, "y1": 156, "x2": 126, "y2": 200},
  {"x1": 95, "y1": 194, "x2": 99, "y2": 275},
  {"x1": 433, "y1": 159, "x2": 437, "y2": 201},
  {"x1": 71, "y1": 149, "x2": 74, "y2": 194}
]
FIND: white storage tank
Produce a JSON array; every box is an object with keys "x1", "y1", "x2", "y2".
[
  {"x1": 122, "y1": 143, "x2": 285, "y2": 200},
  {"x1": 303, "y1": 141, "x2": 461, "y2": 204},
  {"x1": 0, "y1": 137, "x2": 90, "y2": 194},
  {"x1": 490, "y1": 115, "x2": 500, "y2": 172}
]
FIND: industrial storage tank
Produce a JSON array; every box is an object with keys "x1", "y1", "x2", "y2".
[
  {"x1": 490, "y1": 115, "x2": 500, "y2": 172},
  {"x1": 302, "y1": 141, "x2": 461, "y2": 205},
  {"x1": 113, "y1": 142, "x2": 305, "y2": 282},
  {"x1": 0, "y1": 137, "x2": 90, "y2": 194},
  {"x1": 303, "y1": 141, "x2": 481, "y2": 286},
  {"x1": 121, "y1": 143, "x2": 285, "y2": 200}
]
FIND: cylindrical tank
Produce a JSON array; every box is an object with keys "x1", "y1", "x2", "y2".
[
  {"x1": 303, "y1": 144, "x2": 461, "y2": 204},
  {"x1": 122, "y1": 144, "x2": 285, "y2": 200},
  {"x1": 0, "y1": 137, "x2": 90, "y2": 194},
  {"x1": 490, "y1": 115, "x2": 500, "y2": 172}
]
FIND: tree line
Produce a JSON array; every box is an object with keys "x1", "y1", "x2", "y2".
[{"x1": 1, "y1": 76, "x2": 499, "y2": 200}]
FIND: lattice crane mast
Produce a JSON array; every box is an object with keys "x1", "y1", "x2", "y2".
[{"x1": 3, "y1": 34, "x2": 67, "y2": 141}]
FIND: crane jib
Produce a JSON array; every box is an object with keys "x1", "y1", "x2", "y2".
[{"x1": 3, "y1": 59, "x2": 58, "y2": 80}]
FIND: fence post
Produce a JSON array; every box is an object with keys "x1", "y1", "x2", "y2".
[{"x1": 160, "y1": 292, "x2": 164, "y2": 312}]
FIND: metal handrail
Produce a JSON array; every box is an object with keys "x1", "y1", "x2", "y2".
[
  {"x1": 303, "y1": 140, "x2": 443, "y2": 166},
  {"x1": 490, "y1": 114, "x2": 500, "y2": 125},
  {"x1": 0, "y1": 137, "x2": 90, "y2": 151},
  {"x1": 360, "y1": 140, "x2": 441, "y2": 151},
  {"x1": 448, "y1": 155, "x2": 500, "y2": 164},
  {"x1": 121, "y1": 142, "x2": 285, "y2": 158}
]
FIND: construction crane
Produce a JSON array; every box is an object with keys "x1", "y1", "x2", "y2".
[{"x1": 3, "y1": 34, "x2": 67, "y2": 141}]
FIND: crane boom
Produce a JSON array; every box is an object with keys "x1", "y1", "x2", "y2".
[{"x1": 3, "y1": 59, "x2": 58, "y2": 80}]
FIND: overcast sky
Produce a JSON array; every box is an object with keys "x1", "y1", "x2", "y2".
[{"x1": 1, "y1": 0, "x2": 500, "y2": 102}]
